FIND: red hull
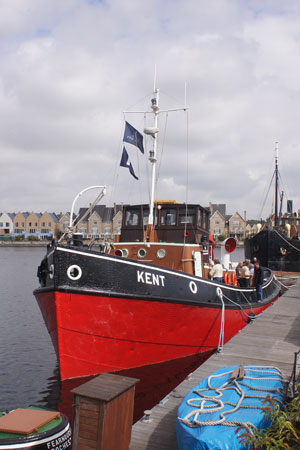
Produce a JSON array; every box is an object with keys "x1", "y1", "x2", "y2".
[
  {"x1": 35, "y1": 290, "x2": 276, "y2": 381},
  {"x1": 58, "y1": 351, "x2": 215, "y2": 423}
]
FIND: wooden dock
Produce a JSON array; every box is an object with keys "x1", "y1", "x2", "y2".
[{"x1": 130, "y1": 281, "x2": 300, "y2": 449}]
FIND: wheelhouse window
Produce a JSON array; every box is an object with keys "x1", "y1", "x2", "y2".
[
  {"x1": 179, "y1": 208, "x2": 195, "y2": 225},
  {"x1": 161, "y1": 209, "x2": 176, "y2": 226},
  {"x1": 197, "y1": 210, "x2": 203, "y2": 227},
  {"x1": 125, "y1": 209, "x2": 140, "y2": 226},
  {"x1": 142, "y1": 208, "x2": 157, "y2": 226}
]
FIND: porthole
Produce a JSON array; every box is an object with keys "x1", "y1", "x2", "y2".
[
  {"x1": 49, "y1": 264, "x2": 54, "y2": 280},
  {"x1": 156, "y1": 248, "x2": 166, "y2": 259},
  {"x1": 115, "y1": 249, "x2": 122, "y2": 257},
  {"x1": 137, "y1": 248, "x2": 147, "y2": 258},
  {"x1": 189, "y1": 281, "x2": 197, "y2": 294},
  {"x1": 121, "y1": 248, "x2": 129, "y2": 258},
  {"x1": 67, "y1": 265, "x2": 82, "y2": 281}
]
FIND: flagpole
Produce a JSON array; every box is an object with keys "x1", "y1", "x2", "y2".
[{"x1": 147, "y1": 88, "x2": 159, "y2": 227}]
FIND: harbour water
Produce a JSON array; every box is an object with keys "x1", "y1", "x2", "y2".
[
  {"x1": 0, "y1": 247, "x2": 59, "y2": 412},
  {"x1": 0, "y1": 245, "x2": 245, "y2": 417}
]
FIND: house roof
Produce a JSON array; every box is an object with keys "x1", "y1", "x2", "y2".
[
  {"x1": 211, "y1": 204, "x2": 226, "y2": 216},
  {"x1": 76, "y1": 204, "x2": 124, "y2": 223},
  {"x1": 48, "y1": 212, "x2": 59, "y2": 222}
]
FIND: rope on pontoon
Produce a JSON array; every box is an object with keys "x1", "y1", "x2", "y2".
[{"x1": 178, "y1": 365, "x2": 286, "y2": 433}]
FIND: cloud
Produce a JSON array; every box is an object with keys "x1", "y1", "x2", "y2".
[{"x1": 0, "y1": 0, "x2": 299, "y2": 218}]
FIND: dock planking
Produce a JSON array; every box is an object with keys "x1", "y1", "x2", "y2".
[{"x1": 130, "y1": 281, "x2": 300, "y2": 449}]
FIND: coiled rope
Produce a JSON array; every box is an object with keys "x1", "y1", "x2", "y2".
[{"x1": 178, "y1": 365, "x2": 286, "y2": 433}]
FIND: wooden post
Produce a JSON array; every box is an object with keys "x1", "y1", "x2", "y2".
[{"x1": 71, "y1": 373, "x2": 139, "y2": 450}]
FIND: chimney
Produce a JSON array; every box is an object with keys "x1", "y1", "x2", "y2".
[{"x1": 244, "y1": 210, "x2": 247, "y2": 222}]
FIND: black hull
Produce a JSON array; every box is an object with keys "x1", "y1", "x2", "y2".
[
  {"x1": 245, "y1": 229, "x2": 300, "y2": 272},
  {"x1": 35, "y1": 243, "x2": 281, "y2": 309}
]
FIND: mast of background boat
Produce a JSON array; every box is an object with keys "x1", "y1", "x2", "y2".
[{"x1": 274, "y1": 141, "x2": 279, "y2": 227}]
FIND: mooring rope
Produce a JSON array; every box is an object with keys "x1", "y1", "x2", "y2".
[
  {"x1": 216, "y1": 287, "x2": 225, "y2": 352},
  {"x1": 178, "y1": 365, "x2": 286, "y2": 433},
  {"x1": 273, "y1": 228, "x2": 300, "y2": 252}
]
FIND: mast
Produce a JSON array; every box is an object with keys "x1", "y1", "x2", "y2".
[
  {"x1": 147, "y1": 88, "x2": 159, "y2": 226},
  {"x1": 274, "y1": 142, "x2": 279, "y2": 227}
]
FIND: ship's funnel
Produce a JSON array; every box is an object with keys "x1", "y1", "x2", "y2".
[{"x1": 221, "y1": 237, "x2": 237, "y2": 269}]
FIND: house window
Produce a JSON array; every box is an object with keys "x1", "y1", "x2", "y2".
[
  {"x1": 233, "y1": 220, "x2": 240, "y2": 226},
  {"x1": 28, "y1": 222, "x2": 32, "y2": 227},
  {"x1": 215, "y1": 220, "x2": 220, "y2": 225},
  {"x1": 48, "y1": 222, "x2": 51, "y2": 227},
  {"x1": 15, "y1": 222, "x2": 18, "y2": 227},
  {"x1": 5, "y1": 223, "x2": 9, "y2": 227},
  {"x1": 42, "y1": 222, "x2": 45, "y2": 227},
  {"x1": 0, "y1": 222, "x2": 3, "y2": 227},
  {"x1": 21, "y1": 222, "x2": 24, "y2": 227}
]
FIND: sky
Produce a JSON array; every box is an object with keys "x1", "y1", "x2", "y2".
[{"x1": 1, "y1": 0, "x2": 300, "y2": 220}]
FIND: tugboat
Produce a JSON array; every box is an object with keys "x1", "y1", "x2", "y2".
[
  {"x1": 245, "y1": 142, "x2": 300, "y2": 272},
  {"x1": 34, "y1": 87, "x2": 282, "y2": 404},
  {"x1": 0, "y1": 408, "x2": 71, "y2": 450}
]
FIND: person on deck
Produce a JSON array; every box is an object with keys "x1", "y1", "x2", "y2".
[
  {"x1": 235, "y1": 261, "x2": 243, "y2": 286},
  {"x1": 240, "y1": 261, "x2": 251, "y2": 288},
  {"x1": 253, "y1": 261, "x2": 264, "y2": 302},
  {"x1": 249, "y1": 263, "x2": 254, "y2": 284},
  {"x1": 209, "y1": 259, "x2": 223, "y2": 283}
]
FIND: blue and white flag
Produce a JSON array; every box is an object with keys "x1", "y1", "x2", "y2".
[
  {"x1": 123, "y1": 121, "x2": 144, "y2": 154},
  {"x1": 120, "y1": 147, "x2": 138, "y2": 180}
]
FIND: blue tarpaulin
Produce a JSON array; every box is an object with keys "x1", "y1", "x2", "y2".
[{"x1": 176, "y1": 365, "x2": 285, "y2": 450}]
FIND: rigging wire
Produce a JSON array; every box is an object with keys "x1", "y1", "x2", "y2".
[
  {"x1": 257, "y1": 171, "x2": 275, "y2": 220},
  {"x1": 256, "y1": 156, "x2": 274, "y2": 220}
]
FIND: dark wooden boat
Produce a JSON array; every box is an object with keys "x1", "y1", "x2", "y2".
[
  {"x1": 33, "y1": 88, "x2": 282, "y2": 411},
  {"x1": 245, "y1": 143, "x2": 300, "y2": 272}
]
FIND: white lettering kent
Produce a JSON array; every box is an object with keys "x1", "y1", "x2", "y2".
[{"x1": 137, "y1": 270, "x2": 165, "y2": 287}]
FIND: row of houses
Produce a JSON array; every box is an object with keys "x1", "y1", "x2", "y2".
[
  {"x1": 0, "y1": 202, "x2": 259, "y2": 242},
  {"x1": 209, "y1": 203, "x2": 260, "y2": 240},
  {"x1": 0, "y1": 205, "x2": 123, "y2": 240}
]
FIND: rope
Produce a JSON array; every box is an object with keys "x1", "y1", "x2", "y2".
[
  {"x1": 216, "y1": 287, "x2": 225, "y2": 352},
  {"x1": 273, "y1": 228, "x2": 300, "y2": 252},
  {"x1": 178, "y1": 365, "x2": 286, "y2": 433},
  {"x1": 276, "y1": 277, "x2": 294, "y2": 290}
]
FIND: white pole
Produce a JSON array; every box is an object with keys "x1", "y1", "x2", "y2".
[
  {"x1": 69, "y1": 185, "x2": 106, "y2": 227},
  {"x1": 148, "y1": 89, "x2": 159, "y2": 226}
]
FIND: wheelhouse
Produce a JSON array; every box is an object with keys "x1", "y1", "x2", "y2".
[{"x1": 119, "y1": 202, "x2": 210, "y2": 244}]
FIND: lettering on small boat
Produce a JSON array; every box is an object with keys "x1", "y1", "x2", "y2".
[
  {"x1": 47, "y1": 427, "x2": 72, "y2": 450},
  {"x1": 137, "y1": 270, "x2": 165, "y2": 286}
]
